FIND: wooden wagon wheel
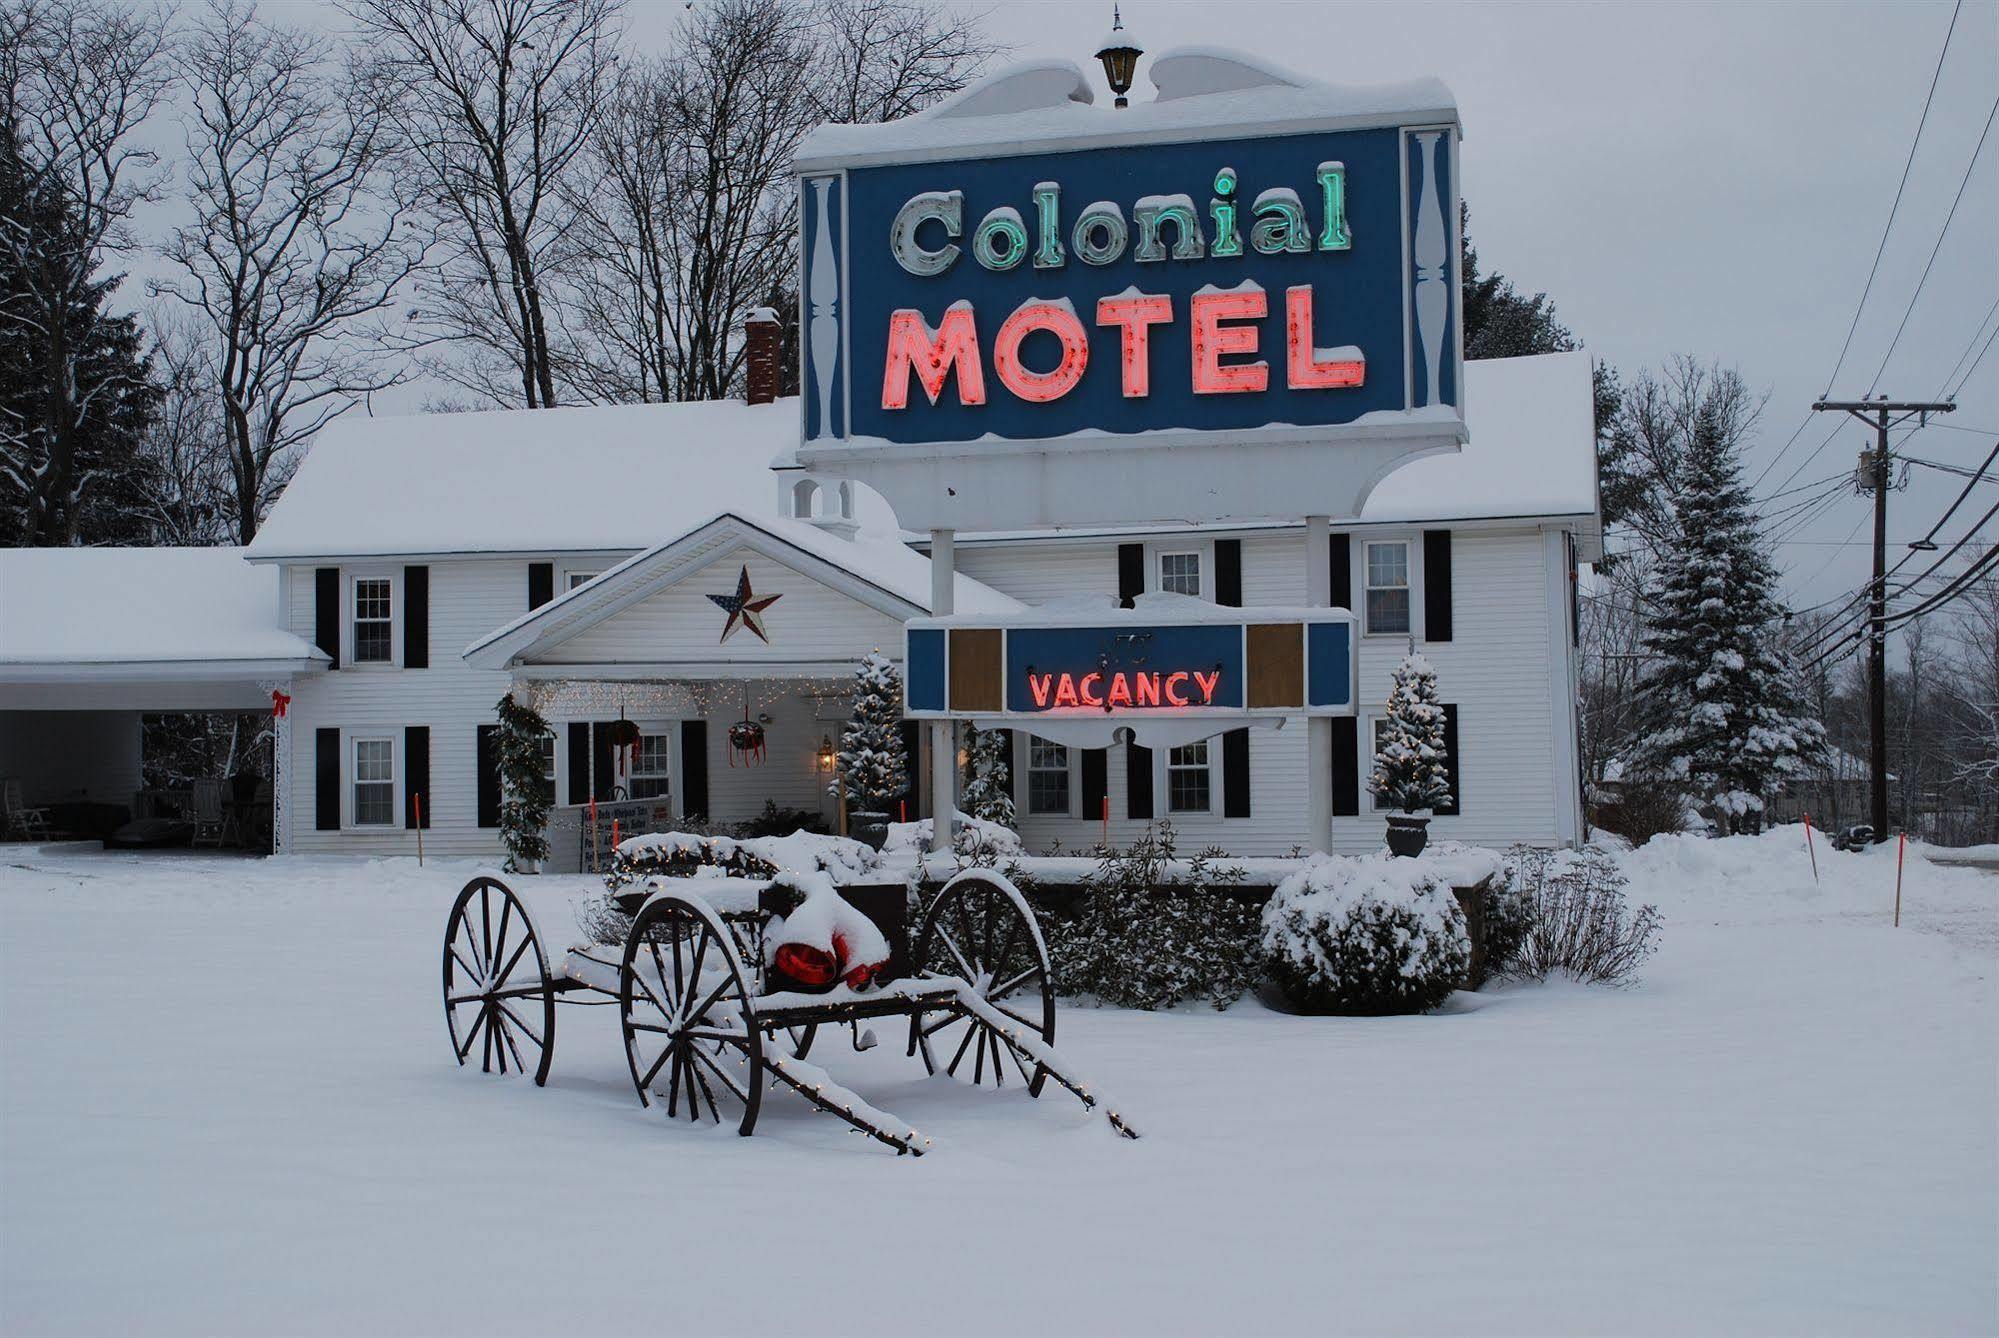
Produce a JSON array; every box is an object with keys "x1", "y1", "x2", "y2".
[
  {"x1": 619, "y1": 891, "x2": 765, "y2": 1135},
  {"x1": 443, "y1": 876, "x2": 556, "y2": 1087},
  {"x1": 910, "y1": 871, "x2": 1056, "y2": 1095}
]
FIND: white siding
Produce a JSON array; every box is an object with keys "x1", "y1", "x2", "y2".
[
  {"x1": 281, "y1": 557, "x2": 532, "y2": 859},
  {"x1": 958, "y1": 525, "x2": 1572, "y2": 856}
]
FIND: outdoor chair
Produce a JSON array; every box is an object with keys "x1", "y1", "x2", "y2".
[
  {"x1": 190, "y1": 779, "x2": 232, "y2": 848},
  {"x1": 3, "y1": 779, "x2": 52, "y2": 841}
]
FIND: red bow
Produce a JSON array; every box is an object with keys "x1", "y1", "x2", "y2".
[{"x1": 270, "y1": 689, "x2": 291, "y2": 718}]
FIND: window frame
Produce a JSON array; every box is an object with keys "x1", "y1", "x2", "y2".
[
  {"x1": 1023, "y1": 734, "x2": 1075, "y2": 818},
  {"x1": 345, "y1": 569, "x2": 400, "y2": 669},
  {"x1": 348, "y1": 732, "x2": 399, "y2": 828},
  {"x1": 1165, "y1": 738, "x2": 1215, "y2": 815},
  {"x1": 535, "y1": 729, "x2": 559, "y2": 806},
  {"x1": 623, "y1": 720, "x2": 679, "y2": 806},
  {"x1": 1157, "y1": 549, "x2": 1204, "y2": 598},
  {"x1": 1363, "y1": 538, "x2": 1413, "y2": 637},
  {"x1": 563, "y1": 568, "x2": 602, "y2": 592}
]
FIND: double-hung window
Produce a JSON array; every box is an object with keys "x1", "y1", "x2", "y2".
[
  {"x1": 629, "y1": 730, "x2": 672, "y2": 801},
  {"x1": 1365, "y1": 541, "x2": 1411, "y2": 635},
  {"x1": 353, "y1": 577, "x2": 394, "y2": 663},
  {"x1": 1159, "y1": 551, "x2": 1202, "y2": 597},
  {"x1": 1167, "y1": 740, "x2": 1212, "y2": 813},
  {"x1": 566, "y1": 571, "x2": 600, "y2": 591},
  {"x1": 1026, "y1": 737, "x2": 1071, "y2": 816},
  {"x1": 352, "y1": 737, "x2": 396, "y2": 826}
]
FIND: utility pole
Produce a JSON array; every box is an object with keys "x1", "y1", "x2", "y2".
[{"x1": 1808, "y1": 395, "x2": 1955, "y2": 842}]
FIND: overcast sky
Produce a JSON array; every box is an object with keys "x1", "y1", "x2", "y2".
[{"x1": 136, "y1": 1, "x2": 1998, "y2": 611}]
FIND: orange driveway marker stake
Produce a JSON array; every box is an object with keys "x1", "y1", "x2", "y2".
[{"x1": 1895, "y1": 831, "x2": 1906, "y2": 928}]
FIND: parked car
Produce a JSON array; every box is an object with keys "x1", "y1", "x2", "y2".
[{"x1": 1832, "y1": 824, "x2": 1876, "y2": 851}]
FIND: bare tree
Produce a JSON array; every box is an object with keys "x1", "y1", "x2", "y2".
[
  {"x1": 1609, "y1": 356, "x2": 1767, "y2": 562},
  {"x1": 342, "y1": 0, "x2": 621, "y2": 409},
  {"x1": 560, "y1": 0, "x2": 995, "y2": 405},
  {"x1": 155, "y1": 0, "x2": 424, "y2": 544},
  {"x1": 0, "y1": 0, "x2": 172, "y2": 544},
  {"x1": 132, "y1": 309, "x2": 233, "y2": 545},
  {"x1": 810, "y1": 0, "x2": 998, "y2": 126}
]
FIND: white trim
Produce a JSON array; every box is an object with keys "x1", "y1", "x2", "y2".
[
  {"x1": 346, "y1": 730, "x2": 400, "y2": 829},
  {"x1": 1021, "y1": 733, "x2": 1077, "y2": 819},
  {"x1": 1544, "y1": 527, "x2": 1584, "y2": 845},
  {"x1": 346, "y1": 568, "x2": 400, "y2": 670},
  {"x1": 1361, "y1": 537, "x2": 1416, "y2": 638},
  {"x1": 1163, "y1": 737, "x2": 1217, "y2": 816},
  {"x1": 0, "y1": 656, "x2": 324, "y2": 684},
  {"x1": 1154, "y1": 543, "x2": 1209, "y2": 600}
]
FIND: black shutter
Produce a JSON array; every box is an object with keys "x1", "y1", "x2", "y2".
[
  {"x1": 1329, "y1": 535, "x2": 1352, "y2": 611},
  {"x1": 1569, "y1": 535, "x2": 1581, "y2": 648},
  {"x1": 995, "y1": 728, "x2": 1017, "y2": 801},
  {"x1": 680, "y1": 720, "x2": 709, "y2": 823},
  {"x1": 1438, "y1": 704, "x2": 1462, "y2": 816},
  {"x1": 404, "y1": 726, "x2": 430, "y2": 828},
  {"x1": 528, "y1": 561, "x2": 554, "y2": 610},
  {"x1": 315, "y1": 727, "x2": 340, "y2": 829},
  {"x1": 403, "y1": 565, "x2": 429, "y2": 667},
  {"x1": 1222, "y1": 728, "x2": 1251, "y2": 817},
  {"x1": 476, "y1": 725, "x2": 501, "y2": 828},
  {"x1": 566, "y1": 722, "x2": 590, "y2": 805},
  {"x1": 897, "y1": 721, "x2": 922, "y2": 820},
  {"x1": 1080, "y1": 748, "x2": 1108, "y2": 821},
  {"x1": 1215, "y1": 538, "x2": 1242, "y2": 607},
  {"x1": 1125, "y1": 741, "x2": 1153, "y2": 819},
  {"x1": 314, "y1": 567, "x2": 340, "y2": 668},
  {"x1": 1117, "y1": 543, "x2": 1144, "y2": 608},
  {"x1": 1423, "y1": 530, "x2": 1452, "y2": 642},
  {"x1": 592, "y1": 722, "x2": 615, "y2": 801},
  {"x1": 1331, "y1": 716, "x2": 1360, "y2": 817}
]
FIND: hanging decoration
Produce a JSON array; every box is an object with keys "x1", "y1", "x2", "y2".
[
  {"x1": 729, "y1": 688, "x2": 768, "y2": 767},
  {"x1": 706, "y1": 564, "x2": 782, "y2": 644}
]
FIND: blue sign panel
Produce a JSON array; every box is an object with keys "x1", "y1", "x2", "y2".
[
  {"x1": 800, "y1": 124, "x2": 1459, "y2": 448},
  {"x1": 1004, "y1": 623, "x2": 1245, "y2": 714}
]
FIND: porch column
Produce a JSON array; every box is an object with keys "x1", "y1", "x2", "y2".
[
  {"x1": 1305, "y1": 515, "x2": 1334, "y2": 854},
  {"x1": 929, "y1": 528, "x2": 956, "y2": 856}
]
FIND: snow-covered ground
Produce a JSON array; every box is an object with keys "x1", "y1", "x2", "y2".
[{"x1": 2, "y1": 828, "x2": 1992, "y2": 1336}]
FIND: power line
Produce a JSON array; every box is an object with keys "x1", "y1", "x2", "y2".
[
  {"x1": 1931, "y1": 295, "x2": 1999, "y2": 397},
  {"x1": 1882, "y1": 540, "x2": 1999, "y2": 628},
  {"x1": 1821, "y1": 0, "x2": 1962, "y2": 398},
  {"x1": 1866, "y1": 91, "x2": 1999, "y2": 394}
]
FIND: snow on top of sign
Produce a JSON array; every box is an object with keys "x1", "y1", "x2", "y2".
[
  {"x1": 795, "y1": 48, "x2": 1456, "y2": 168},
  {"x1": 0, "y1": 547, "x2": 320, "y2": 667}
]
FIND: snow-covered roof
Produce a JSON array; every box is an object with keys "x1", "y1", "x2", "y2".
[
  {"x1": 246, "y1": 398, "x2": 851, "y2": 562},
  {"x1": 0, "y1": 547, "x2": 323, "y2": 676},
  {"x1": 948, "y1": 351, "x2": 1599, "y2": 542},
  {"x1": 795, "y1": 48, "x2": 1457, "y2": 171}
]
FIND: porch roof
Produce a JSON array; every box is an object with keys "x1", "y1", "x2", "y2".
[{"x1": 463, "y1": 511, "x2": 1020, "y2": 674}]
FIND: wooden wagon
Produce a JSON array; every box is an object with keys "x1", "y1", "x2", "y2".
[{"x1": 441, "y1": 868, "x2": 1137, "y2": 1154}]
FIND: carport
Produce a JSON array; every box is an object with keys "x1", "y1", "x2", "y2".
[{"x1": 0, "y1": 548, "x2": 325, "y2": 844}]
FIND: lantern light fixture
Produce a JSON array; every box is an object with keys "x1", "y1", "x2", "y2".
[
  {"x1": 1095, "y1": 6, "x2": 1142, "y2": 109},
  {"x1": 817, "y1": 734, "x2": 838, "y2": 772}
]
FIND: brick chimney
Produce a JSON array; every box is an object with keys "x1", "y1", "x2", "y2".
[{"x1": 745, "y1": 307, "x2": 781, "y2": 406}]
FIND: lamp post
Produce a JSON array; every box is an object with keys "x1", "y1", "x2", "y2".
[{"x1": 1095, "y1": 6, "x2": 1142, "y2": 109}]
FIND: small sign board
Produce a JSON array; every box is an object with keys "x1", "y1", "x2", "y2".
[{"x1": 904, "y1": 607, "x2": 1355, "y2": 724}]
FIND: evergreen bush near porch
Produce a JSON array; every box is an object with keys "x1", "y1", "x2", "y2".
[
  {"x1": 493, "y1": 693, "x2": 552, "y2": 872},
  {"x1": 836, "y1": 651, "x2": 909, "y2": 823}
]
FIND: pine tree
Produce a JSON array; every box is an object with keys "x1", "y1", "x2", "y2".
[
  {"x1": 836, "y1": 650, "x2": 908, "y2": 815},
  {"x1": 1630, "y1": 402, "x2": 1826, "y2": 831},
  {"x1": 493, "y1": 693, "x2": 553, "y2": 871},
  {"x1": 1370, "y1": 653, "x2": 1453, "y2": 813},
  {"x1": 960, "y1": 724, "x2": 1014, "y2": 828}
]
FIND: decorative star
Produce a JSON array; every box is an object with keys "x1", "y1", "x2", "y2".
[{"x1": 707, "y1": 564, "x2": 781, "y2": 644}]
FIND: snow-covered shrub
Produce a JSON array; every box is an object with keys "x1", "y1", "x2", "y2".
[
  {"x1": 1045, "y1": 824, "x2": 1258, "y2": 1010},
  {"x1": 1261, "y1": 856, "x2": 1471, "y2": 1014},
  {"x1": 836, "y1": 651, "x2": 908, "y2": 814},
  {"x1": 1502, "y1": 846, "x2": 1660, "y2": 986}
]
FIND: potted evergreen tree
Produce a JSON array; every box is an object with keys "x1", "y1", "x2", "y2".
[
  {"x1": 1370, "y1": 653, "x2": 1453, "y2": 857},
  {"x1": 835, "y1": 651, "x2": 909, "y2": 850}
]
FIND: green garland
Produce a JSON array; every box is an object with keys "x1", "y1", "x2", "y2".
[{"x1": 494, "y1": 693, "x2": 553, "y2": 871}]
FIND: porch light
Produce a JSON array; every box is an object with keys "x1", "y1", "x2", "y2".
[
  {"x1": 817, "y1": 735, "x2": 837, "y2": 772},
  {"x1": 1095, "y1": 6, "x2": 1142, "y2": 109}
]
